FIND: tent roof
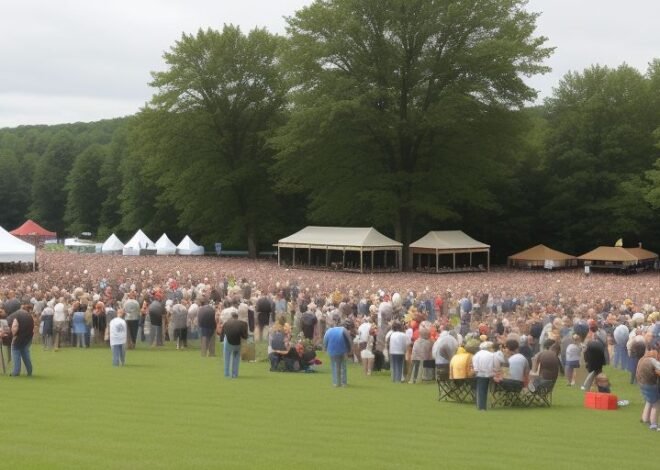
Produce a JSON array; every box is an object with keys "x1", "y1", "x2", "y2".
[
  {"x1": 101, "y1": 233, "x2": 124, "y2": 251},
  {"x1": 409, "y1": 231, "x2": 489, "y2": 251},
  {"x1": 577, "y1": 246, "x2": 654, "y2": 262},
  {"x1": 155, "y1": 234, "x2": 177, "y2": 249},
  {"x1": 177, "y1": 235, "x2": 201, "y2": 250},
  {"x1": 124, "y1": 229, "x2": 155, "y2": 249},
  {"x1": 508, "y1": 244, "x2": 576, "y2": 261},
  {"x1": 0, "y1": 225, "x2": 36, "y2": 263},
  {"x1": 624, "y1": 247, "x2": 658, "y2": 261},
  {"x1": 10, "y1": 219, "x2": 56, "y2": 237},
  {"x1": 277, "y1": 226, "x2": 402, "y2": 249}
]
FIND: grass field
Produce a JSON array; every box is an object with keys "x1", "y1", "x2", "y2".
[{"x1": 0, "y1": 341, "x2": 656, "y2": 470}]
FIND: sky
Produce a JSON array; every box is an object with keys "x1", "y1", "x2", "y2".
[{"x1": 1, "y1": 0, "x2": 658, "y2": 129}]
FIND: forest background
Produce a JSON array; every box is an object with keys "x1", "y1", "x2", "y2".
[{"x1": 0, "y1": 1, "x2": 658, "y2": 264}]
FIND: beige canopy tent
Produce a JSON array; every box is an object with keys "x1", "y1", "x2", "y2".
[
  {"x1": 578, "y1": 246, "x2": 658, "y2": 271},
  {"x1": 508, "y1": 244, "x2": 577, "y2": 269},
  {"x1": 409, "y1": 231, "x2": 490, "y2": 272},
  {"x1": 276, "y1": 226, "x2": 402, "y2": 272}
]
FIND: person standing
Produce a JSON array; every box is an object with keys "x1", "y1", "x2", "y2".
[
  {"x1": 387, "y1": 321, "x2": 409, "y2": 383},
  {"x1": 255, "y1": 295, "x2": 273, "y2": 341},
  {"x1": 148, "y1": 296, "x2": 165, "y2": 347},
  {"x1": 171, "y1": 300, "x2": 189, "y2": 350},
  {"x1": 197, "y1": 299, "x2": 217, "y2": 357},
  {"x1": 122, "y1": 291, "x2": 141, "y2": 349},
  {"x1": 53, "y1": 297, "x2": 68, "y2": 350},
  {"x1": 8, "y1": 309, "x2": 35, "y2": 377},
  {"x1": 323, "y1": 316, "x2": 353, "y2": 387},
  {"x1": 222, "y1": 311, "x2": 248, "y2": 378},
  {"x1": 472, "y1": 341, "x2": 497, "y2": 410},
  {"x1": 40, "y1": 303, "x2": 54, "y2": 350},
  {"x1": 109, "y1": 309, "x2": 127, "y2": 366}
]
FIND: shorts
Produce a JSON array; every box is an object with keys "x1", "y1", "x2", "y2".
[
  {"x1": 565, "y1": 360, "x2": 580, "y2": 368},
  {"x1": 360, "y1": 349, "x2": 374, "y2": 360},
  {"x1": 640, "y1": 384, "x2": 659, "y2": 404}
]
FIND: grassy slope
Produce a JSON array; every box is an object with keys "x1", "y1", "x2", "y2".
[{"x1": 0, "y1": 343, "x2": 656, "y2": 470}]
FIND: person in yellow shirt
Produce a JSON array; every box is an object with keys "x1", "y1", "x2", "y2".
[{"x1": 449, "y1": 339, "x2": 477, "y2": 380}]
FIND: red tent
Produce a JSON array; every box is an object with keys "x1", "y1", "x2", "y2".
[{"x1": 10, "y1": 219, "x2": 57, "y2": 245}]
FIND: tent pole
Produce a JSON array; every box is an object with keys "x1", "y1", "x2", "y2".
[
  {"x1": 371, "y1": 250, "x2": 374, "y2": 272},
  {"x1": 384, "y1": 251, "x2": 387, "y2": 270},
  {"x1": 293, "y1": 247, "x2": 296, "y2": 267},
  {"x1": 470, "y1": 251, "x2": 472, "y2": 267},
  {"x1": 325, "y1": 247, "x2": 329, "y2": 268},
  {"x1": 487, "y1": 250, "x2": 490, "y2": 272},
  {"x1": 342, "y1": 250, "x2": 345, "y2": 268},
  {"x1": 277, "y1": 246, "x2": 280, "y2": 267},
  {"x1": 453, "y1": 252, "x2": 456, "y2": 271},
  {"x1": 308, "y1": 247, "x2": 311, "y2": 267},
  {"x1": 360, "y1": 249, "x2": 363, "y2": 273},
  {"x1": 436, "y1": 250, "x2": 439, "y2": 273}
]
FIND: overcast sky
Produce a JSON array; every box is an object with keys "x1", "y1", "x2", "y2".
[{"x1": 1, "y1": 0, "x2": 658, "y2": 129}]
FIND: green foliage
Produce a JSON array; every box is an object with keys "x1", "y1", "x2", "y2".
[
  {"x1": 131, "y1": 25, "x2": 290, "y2": 255},
  {"x1": 275, "y1": 0, "x2": 553, "y2": 265}
]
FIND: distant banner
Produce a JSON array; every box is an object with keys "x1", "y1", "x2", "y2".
[
  {"x1": 214, "y1": 243, "x2": 222, "y2": 255},
  {"x1": 544, "y1": 259, "x2": 554, "y2": 270}
]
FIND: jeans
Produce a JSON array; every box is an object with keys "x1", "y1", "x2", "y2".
[
  {"x1": 200, "y1": 328, "x2": 216, "y2": 357},
  {"x1": 476, "y1": 376, "x2": 490, "y2": 410},
  {"x1": 150, "y1": 325, "x2": 163, "y2": 346},
  {"x1": 224, "y1": 342, "x2": 241, "y2": 377},
  {"x1": 390, "y1": 354, "x2": 404, "y2": 382},
  {"x1": 76, "y1": 333, "x2": 85, "y2": 348},
  {"x1": 112, "y1": 344, "x2": 125, "y2": 366},
  {"x1": 613, "y1": 344, "x2": 629, "y2": 370},
  {"x1": 330, "y1": 355, "x2": 347, "y2": 386},
  {"x1": 11, "y1": 341, "x2": 32, "y2": 376}
]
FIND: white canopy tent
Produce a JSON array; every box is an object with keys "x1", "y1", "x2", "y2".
[
  {"x1": 0, "y1": 225, "x2": 36, "y2": 263},
  {"x1": 177, "y1": 235, "x2": 204, "y2": 256},
  {"x1": 122, "y1": 229, "x2": 156, "y2": 256},
  {"x1": 101, "y1": 234, "x2": 124, "y2": 254},
  {"x1": 155, "y1": 234, "x2": 177, "y2": 255},
  {"x1": 276, "y1": 226, "x2": 402, "y2": 272},
  {"x1": 409, "y1": 230, "x2": 490, "y2": 272}
]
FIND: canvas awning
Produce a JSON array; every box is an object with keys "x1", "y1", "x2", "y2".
[
  {"x1": 177, "y1": 235, "x2": 204, "y2": 256},
  {"x1": 409, "y1": 231, "x2": 490, "y2": 272},
  {"x1": 276, "y1": 226, "x2": 402, "y2": 272},
  {"x1": 578, "y1": 246, "x2": 658, "y2": 263},
  {"x1": 101, "y1": 234, "x2": 124, "y2": 253},
  {"x1": 509, "y1": 244, "x2": 576, "y2": 261},
  {"x1": 10, "y1": 219, "x2": 56, "y2": 238},
  {"x1": 155, "y1": 234, "x2": 177, "y2": 255},
  {"x1": 0, "y1": 225, "x2": 36, "y2": 263},
  {"x1": 122, "y1": 229, "x2": 156, "y2": 256}
]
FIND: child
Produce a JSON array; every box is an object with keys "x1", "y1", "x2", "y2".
[{"x1": 595, "y1": 372, "x2": 611, "y2": 393}]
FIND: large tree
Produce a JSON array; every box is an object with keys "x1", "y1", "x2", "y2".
[
  {"x1": 64, "y1": 144, "x2": 107, "y2": 235},
  {"x1": 540, "y1": 63, "x2": 660, "y2": 252},
  {"x1": 140, "y1": 25, "x2": 288, "y2": 256},
  {"x1": 274, "y1": 0, "x2": 552, "y2": 266}
]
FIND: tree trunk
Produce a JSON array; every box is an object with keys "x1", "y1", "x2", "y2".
[
  {"x1": 246, "y1": 219, "x2": 257, "y2": 259},
  {"x1": 395, "y1": 206, "x2": 413, "y2": 271}
]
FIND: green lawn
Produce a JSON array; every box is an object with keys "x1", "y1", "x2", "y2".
[{"x1": 0, "y1": 342, "x2": 656, "y2": 470}]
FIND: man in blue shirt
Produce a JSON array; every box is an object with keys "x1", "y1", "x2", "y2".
[{"x1": 323, "y1": 316, "x2": 353, "y2": 387}]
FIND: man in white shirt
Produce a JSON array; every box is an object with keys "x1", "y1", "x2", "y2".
[
  {"x1": 501, "y1": 339, "x2": 529, "y2": 392},
  {"x1": 53, "y1": 297, "x2": 68, "y2": 350},
  {"x1": 357, "y1": 317, "x2": 372, "y2": 363},
  {"x1": 109, "y1": 309, "x2": 127, "y2": 366},
  {"x1": 472, "y1": 341, "x2": 497, "y2": 410}
]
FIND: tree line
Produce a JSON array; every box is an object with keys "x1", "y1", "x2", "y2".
[{"x1": 0, "y1": 1, "x2": 658, "y2": 264}]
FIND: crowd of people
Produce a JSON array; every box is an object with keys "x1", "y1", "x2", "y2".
[{"x1": 0, "y1": 251, "x2": 659, "y2": 427}]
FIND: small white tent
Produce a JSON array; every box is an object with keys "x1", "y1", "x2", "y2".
[
  {"x1": 155, "y1": 234, "x2": 177, "y2": 255},
  {"x1": 0, "y1": 225, "x2": 36, "y2": 263},
  {"x1": 122, "y1": 229, "x2": 156, "y2": 256},
  {"x1": 177, "y1": 235, "x2": 204, "y2": 256},
  {"x1": 101, "y1": 234, "x2": 124, "y2": 254}
]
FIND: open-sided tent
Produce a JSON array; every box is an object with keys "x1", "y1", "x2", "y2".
[
  {"x1": 508, "y1": 244, "x2": 577, "y2": 269},
  {"x1": 155, "y1": 234, "x2": 177, "y2": 255},
  {"x1": 122, "y1": 229, "x2": 156, "y2": 256},
  {"x1": 0, "y1": 225, "x2": 36, "y2": 264},
  {"x1": 101, "y1": 234, "x2": 124, "y2": 254},
  {"x1": 10, "y1": 219, "x2": 57, "y2": 245},
  {"x1": 177, "y1": 235, "x2": 204, "y2": 256},
  {"x1": 578, "y1": 245, "x2": 658, "y2": 271},
  {"x1": 409, "y1": 230, "x2": 490, "y2": 272},
  {"x1": 276, "y1": 226, "x2": 402, "y2": 272}
]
